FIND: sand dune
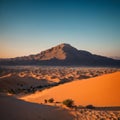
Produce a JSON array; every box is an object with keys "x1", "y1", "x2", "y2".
[
  {"x1": 0, "y1": 94, "x2": 74, "y2": 120},
  {"x1": 20, "y1": 72, "x2": 120, "y2": 106},
  {"x1": 0, "y1": 75, "x2": 49, "y2": 91},
  {"x1": 1, "y1": 67, "x2": 117, "y2": 94}
]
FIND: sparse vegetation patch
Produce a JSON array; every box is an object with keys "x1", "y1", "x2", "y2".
[{"x1": 62, "y1": 99, "x2": 74, "y2": 108}]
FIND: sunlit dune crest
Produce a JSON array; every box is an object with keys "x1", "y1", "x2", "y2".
[
  {"x1": 21, "y1": 72, "x2": 120, "y2": 106},
  {"x1": 0, "y1": 73, "x2": 12, "y2": 79}
]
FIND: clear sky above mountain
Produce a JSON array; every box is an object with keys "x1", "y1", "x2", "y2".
[{"x1": 0, "y1": 0, "x2": 120, "y2": 58}]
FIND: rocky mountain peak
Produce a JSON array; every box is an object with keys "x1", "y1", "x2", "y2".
[{"x1": 0, "y1": 43, "x2": 119, "y2": 67}]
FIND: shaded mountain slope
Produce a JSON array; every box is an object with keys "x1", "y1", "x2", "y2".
[{"x1": 0, "y1": 43, "x2": 120, "y2": 66}]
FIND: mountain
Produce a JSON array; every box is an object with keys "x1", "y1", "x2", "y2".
[
  {"x1": 110, "y1": 56, "x2": 120, "y2": 60},
  {"x1": 0, "y1": 43, "x2": 120, "y2": 67}
]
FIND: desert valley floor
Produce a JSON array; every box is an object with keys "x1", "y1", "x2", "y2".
[{"x1": 0, "y1": 66, "x2": 120, "y2": 120}]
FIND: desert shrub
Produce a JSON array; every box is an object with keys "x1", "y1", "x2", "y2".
[
  {"x1": 20, "y1": 84, "x2": 23, "y2": 87},
  {"x1": 44, "y1": 99, "x2": 47, "y2": 103},
  {"x1": 86, "y1": 105, "x2": 95, "y2": 109},
  {"x1": 37, "y1": 85, "x2": 42, "y2": 89},
  {"x1": 48, "y1": 98, "x2": 54, "y2": 103},
  {"x1": 8, "y1": 89, "x2": 16, "y2": 94},
  {"x1": 100, "y1": 118, "x2": 105, "y2": 120},
  {"x1": 51, "y1": 76, "x2": 57, "y2": 79},
  {"x1": 62, "y1": 99, "x2": 74, "y2": 108},
  {"x1": 0, "y1": 88, "x2": 4, "y2": 92},
  {"x1": 78, "y1": 105, "x2": 84, "y2": 109},
  {"x1": 27, "y1": 88, "x2": 31, "y2": 93}
]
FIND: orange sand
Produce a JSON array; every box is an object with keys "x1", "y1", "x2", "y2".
[{"x1": 20, "y1": 72, "x2": 120, "y2": 106}]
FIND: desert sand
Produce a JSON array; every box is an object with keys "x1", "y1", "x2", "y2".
[
  {"x1": 0, "y1": 94, "x2": 74, "y2": 120},
  {"x1": 70, "y1": 108, "x2": 120, "y2": 120},
  {"x1": 20, "y1": 71, "x2": 120, "y2": 106},
  {"x1": 0, "y1": 66, "x2": 118, "y2": 94},
  {"x1": 0, "y1": 68, "x2": 120, "y2": 120}
]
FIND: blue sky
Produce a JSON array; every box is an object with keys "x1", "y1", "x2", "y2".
[{"x1": 0, "y1": 0, "x2": 120, "y2": 58}]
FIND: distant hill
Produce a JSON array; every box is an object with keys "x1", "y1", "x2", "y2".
[{"x1": 0, "y1": 43, "x2": 120, "y2": 67}]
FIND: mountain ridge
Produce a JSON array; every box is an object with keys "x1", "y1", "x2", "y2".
[{"x1": 0, "y1": 43, "x2": 120, "y2": 67}]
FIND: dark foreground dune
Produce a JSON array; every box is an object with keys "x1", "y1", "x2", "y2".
[
  {"x1": 1, "y1": 94, "x2": 120, "y2": 120},
  {"x1": 0, "y1": 94, "x2": 74, "y2": 120}
]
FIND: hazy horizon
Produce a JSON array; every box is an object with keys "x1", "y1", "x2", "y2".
[{"x1": 0, "y1": 0, "x2": 120, "y2": 58}]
